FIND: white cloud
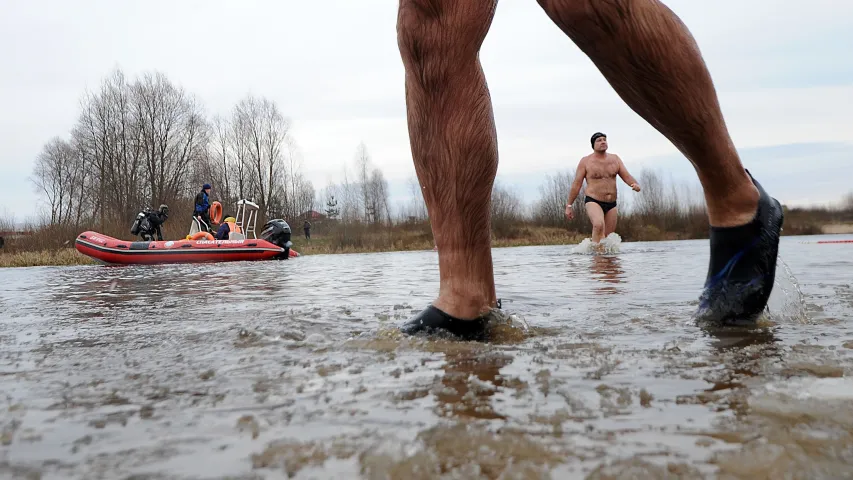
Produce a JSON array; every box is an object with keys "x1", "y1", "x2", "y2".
[{"x1": 1, "y1": 0, "x2": 852, "y2": 221}]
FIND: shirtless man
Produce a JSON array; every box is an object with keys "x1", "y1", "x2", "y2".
[
  {"x1": 397, "y1": 0, "x2": 784, "y2": 339},
  {"x1": 566, "y1": 132, "x2": 641, "y2": 243}
]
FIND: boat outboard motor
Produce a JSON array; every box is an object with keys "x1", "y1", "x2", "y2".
[{"x1": 260, "y1": 219, "x2": 293, "y2": 259}]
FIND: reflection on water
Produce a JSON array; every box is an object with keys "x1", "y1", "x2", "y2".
[
  {"x1": 588, "y1": 255, "x2": 624, "y2": 296},
  {"x1": 703, "y1": 324, "x2": 780, "y2": 352},
  {"x1": 1, "y1": 235, "x2": 853, "y2": 479}
]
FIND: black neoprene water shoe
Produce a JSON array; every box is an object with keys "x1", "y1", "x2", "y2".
[
  {"x1": 694, "y1": 170, "x2": 784, "y2": 326},
  {"x1": 400, "y1": 305, "x2": 490, "y2": 341}
]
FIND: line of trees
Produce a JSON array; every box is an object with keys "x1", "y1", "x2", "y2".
[
  {"x1": 317, "y1": 142, "x2": 391, "y2": 227},
  {"x1": 206, "y1": 96, "x2": 316, "y2": 221},
  {"x1": 30, "y1": 69, "x2": 315, "y2": 237},
  {"x1": 27, "y1": 69, "x2": 853, "y2": 245},
  {"x1": 495, "y1": 168, "x2": 711, "y2": 240},
  {"x1": 308, "y1": 154, "x2": 722, "y2": 242}
]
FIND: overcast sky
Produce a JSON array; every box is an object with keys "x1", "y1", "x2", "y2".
[{"x1": 2, "y1": 0, "x2": 852, "y2": 222}]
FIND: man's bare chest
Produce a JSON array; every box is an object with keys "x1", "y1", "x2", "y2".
[{"x1": 586, "y1": 159, "x2": 619, "y2": 180}]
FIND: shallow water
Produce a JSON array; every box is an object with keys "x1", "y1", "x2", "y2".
[{"x1": 1, "y1": 234, "x2": 852, "y2": 479}]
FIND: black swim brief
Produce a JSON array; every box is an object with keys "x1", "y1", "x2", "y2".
[{"x1": 584, "y1": 195, "x2": 617, "y2": 214}]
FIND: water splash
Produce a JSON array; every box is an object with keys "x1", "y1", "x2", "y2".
[
  {"x1": 764, "y1": 255, "x2": 809, "y2": 324},
  {"x1": 571, "y1": 232, "x2": 622, "y2": 255},
  {"x1": 485, "y1": 307, "x2": 530, "y2": 343}
]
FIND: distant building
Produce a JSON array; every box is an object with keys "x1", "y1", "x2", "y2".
[{"x1": 301, "y1": 210, "x2": 325, "y2": 220}]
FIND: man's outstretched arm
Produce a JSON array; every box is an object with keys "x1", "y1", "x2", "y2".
[
  {"x1": 565, "y1": 160, "x2": 586, "y2": 220},
  {"x1": 567, "y1": 159, "x2": 586, "y2": 205},
  {"x1": 616, "y1": 156, "x2": 640, "y2": 191}
]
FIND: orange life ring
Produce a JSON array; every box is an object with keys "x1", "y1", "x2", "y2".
[
  {"x1": 209, "y1": 201, "x2": 223, "y2": 224},
  {"x1": 190, "y1": 231, "x2": 214, "y2": 241}
]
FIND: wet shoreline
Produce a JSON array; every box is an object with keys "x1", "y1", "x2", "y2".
[{"x1": 1, "y1": 229, "x2": 851, "y2": 269}]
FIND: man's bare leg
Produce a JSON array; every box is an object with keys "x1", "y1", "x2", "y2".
[
  {"x1": 536, "y1": 0, "x2": 784, "y2": 325},
  {"x1": 585, "y1": 202, "x2": 606, "y2": 243},
  {"x1": 604, "y1": 208, "x2": 618, "y2": 238},
  {"x1": 397, "y1": 0, "x2": 500, "y2": 340},
  {"x1": 536, "y1": 0, "x2": 757, "y2": 227}
]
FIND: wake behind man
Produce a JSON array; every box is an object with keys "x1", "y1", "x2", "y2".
[{"x1": 565, "y1": 132, "x2": 641, "y2": 244}]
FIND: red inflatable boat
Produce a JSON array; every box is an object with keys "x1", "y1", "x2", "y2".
[{"x1": 75, "y1": 231, "x2": 299, "y2": 265}]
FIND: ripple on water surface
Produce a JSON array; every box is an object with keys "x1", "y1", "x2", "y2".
[{"x1": 1, "y1": 235, "x2": 852, "y2": 479}]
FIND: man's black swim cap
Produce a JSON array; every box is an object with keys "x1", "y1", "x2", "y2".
[{"x1": 591, "y1": 132, "x2": 607, "y2": 148}]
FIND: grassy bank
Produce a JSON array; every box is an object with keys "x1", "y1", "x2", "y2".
[
  {"x1": 3, "y1": 185, "x2": 851, "y2": 268},
  {"x1": 3, "y1": 221, "x2": 851, "y2": 268},
  {"x1": 0, "y1": 227, "x2": 586, "y2": 268},
  {"x1": 0, "y1": 248, "x2": 95, "y2": 268},
  {"x1": 296, "y1": 225, "x2": 587, "y2": 256}
]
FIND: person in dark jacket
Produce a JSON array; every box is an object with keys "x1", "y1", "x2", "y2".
[
  {"x1": 303, "y1": 220, "x2": 311, "y2": 239},
  {"x1": 215, "y1": 215, "x2": 240, "y2": 240},
  {"x1": 194, "y1": 183, "x2": 212, "y2": 232},
  {"x1": 137, "y1": 204, "x2": 169, "y2": 241}
]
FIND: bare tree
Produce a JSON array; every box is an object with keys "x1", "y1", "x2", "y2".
[
  {"x1": 284, "y1": 143, "x2": 301, "y2": 218},
  {"x1": 133, "y1": 72, "x2": 207, "y2": 208},
  {"x1": 632, "y1": 168, "x2": 685, "y2": 230},
  {"x1": 209, "y1": 115, "x2": 234, "y2": 204},
  {"x1": 341, "y1": 143, "x2": 393, "y2": 226},
  {"x1": 491, "y1": 182, "x2": 523, "y2": 222},
  {"x1": 296, "y1": 178, "x2": 316, "y2": 218},
  {"x1": 273, "y1": 142, "x2": 316, "y2": 220},
  {"x1": 366, "y1": 167, "x2": 391, "y2": 226},
  {"x1": 28, "y1": 67, "x2": 313, "y2": 239},
  {"x1": 66, "y1": 127, "x2": 94, "y2": 225},
  {"x1": 31, "y1": 138, "x2": 72, "y2": 225},
  {"x1": 74, "y1": 70, "x2": 143, "y2": 228},
  {"x1": 229, "y1": 109, "x2": 251, "y2": 203},
  {"x1": 0, "y1": 208, "x2": 16, "y2": 234},
  {"x1": 399, "y1": 175, "x2": 428, "y2": 222},
  {"x1": 234, "y1": 95, "x2": 289, "y2": 217},
  {"x1": 104, "y1": 70, "x2": 144, "y2": 221},
  {"x1": 354, "y1": 143, "x2": 371, "y2": 222},
  {"x1": 337, "y1": 164, "x2": 361, "y2": 223},
  {"x1": 842, "y1": 191, "x2": 853, "y2": 211},
  {"x1": 534, "y1": 171, "x2": 571, "y2": 227},
  {"x1": 532, "y1": 171, "x2": 589, "y2": 229},
  {"x1": 491, "y1": 181, "x2": 524, "y2": 237},
  {"x1": 58, "y1": 69, "x2": 204, "y2": 227}
]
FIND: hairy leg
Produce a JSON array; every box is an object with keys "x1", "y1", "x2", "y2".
[
  {"x1": 397, "y1": 0, "x2": 499, "y2": 320},
  {"x1": 585, "y1": 202, "x2": 606, "y2": 243},
  {"x1": 604, "y1": 207, "x2": 618, "y2": 237},
  {"x1": 537, "y1": 0, "x2": 784, "y2": 325},
  {"x1": 535, "y1": 0, "x2": 758, "y2": 227}
]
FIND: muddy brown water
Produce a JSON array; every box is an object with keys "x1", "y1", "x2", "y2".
[{"x1": 1, "y1": 234, "x2": 853, "y2": 479}]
